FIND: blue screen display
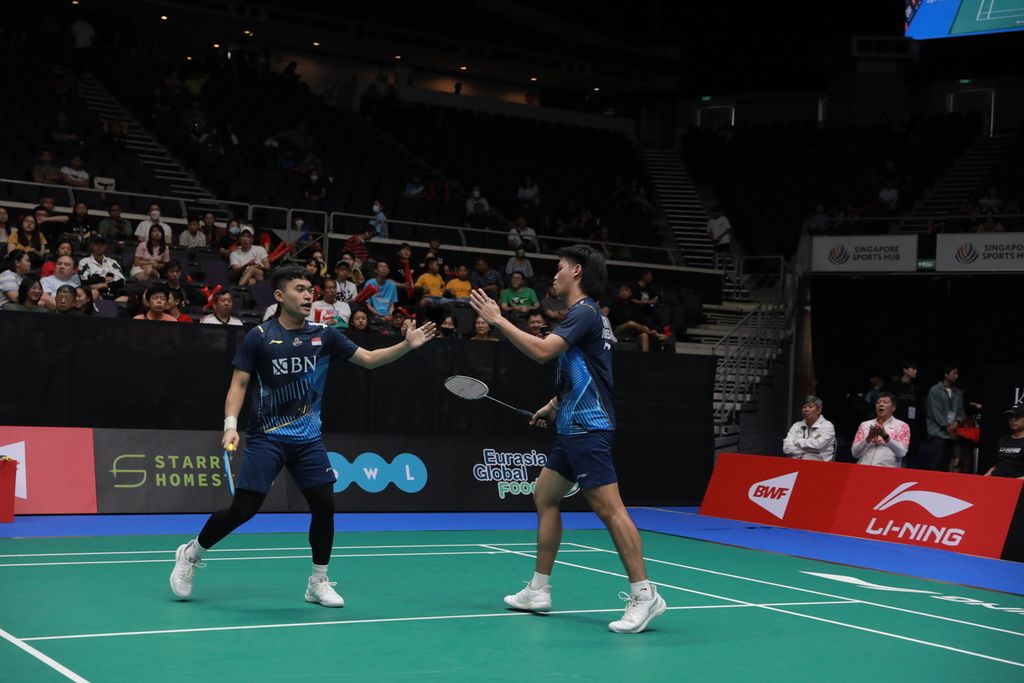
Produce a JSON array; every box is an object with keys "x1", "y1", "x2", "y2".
[{"x1": 906, "y1": 0, "x2": 1024, "y2": 39}]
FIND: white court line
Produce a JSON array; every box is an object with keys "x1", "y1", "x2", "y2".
[
  {"x1": 0, "y1": 549, "x2": 600, "y2": 568},
  {"x1": 977, "y1": 0, "x2": 989, "y2": 21},
  {"x1": 0, "y1": 627, "x2": 90, "y2": 682},
  {"x1": 565, "y1": 541, "x2": 1024, "y2": 639},
  {"x1": 19, "y1": 601, "x2": 854, "y2": 642},
  {"x1": 0, "y1": 542, "x2": 544, "y2": 559},
  {"x1": 485, "y1": 543, "x2": 1024, "y2": 669}
]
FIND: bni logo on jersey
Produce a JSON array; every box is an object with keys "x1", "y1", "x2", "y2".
[{"x1": 271, "y1": 356, "x2": 317, "y2": 376}]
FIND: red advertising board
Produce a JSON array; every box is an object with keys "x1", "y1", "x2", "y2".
[
  {"x1": 701, "y1": 453, "x2": 1023, "y2": 559},
  {"x1": 0, "y1": 426, "x2": 97, "y2": 514}
]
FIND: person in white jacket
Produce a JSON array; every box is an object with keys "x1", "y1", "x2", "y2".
[
  {"x1": 851, "y1": 393, "x2": 910, "y2": 467},
  {"x1": 783, "y1": 396, "x2": 836, "y2": 461}
]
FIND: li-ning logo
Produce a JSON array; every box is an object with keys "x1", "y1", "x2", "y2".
[
  {"x1": 271, "y1": 356, "x2": 317, "y2": 376},
  {"x1": 865, "y1": 482, "x2": 972, "y2": 547},
  {"x1": 828, "y1": 245, "x2": 849, "y2": 265},
  {"x1": 327, "y1": 452, "x2": 427, "y2": 494},
  {"x1": 747, "y1": 472, "x2": 797, "y2": 519},
  {"x1": 954, "y1": 242, "x2": 979, "y2": 264},
  {"x1": 872, "y1": 482, "x2": 973, "y2": 518}
]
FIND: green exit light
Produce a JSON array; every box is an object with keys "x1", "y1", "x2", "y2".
[
  {"x1": 959, "y1": 78, "x2": 972, "y2": 85},
  {"x1": 700, "y1": 95, "x2": 712, "y2": 102},
  {"x1": 917, "y1": 258, "x2": 935, "y2": 270}
]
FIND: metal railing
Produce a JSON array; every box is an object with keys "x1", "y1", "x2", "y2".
[
  {"x1": 804, "y1": 211, "x2": 1024, "y2": 235},
  {"x1": 712, "y1": 255, "x2": 793, "y2": 428}
]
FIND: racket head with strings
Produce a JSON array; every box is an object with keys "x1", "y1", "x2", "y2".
[{"x1": 443, "y1": 375, "x2": 490, "y2": 400}]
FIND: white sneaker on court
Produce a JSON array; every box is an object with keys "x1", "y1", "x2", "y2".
[
  {"x1": 503, "y1": 583, "x2": 552, "y2": 613},
  {"x1": 608, "y1": 586, "x2": 667, "y2": 634},
  {"x1": 305, "y1": 577, "x2": 345, "y2": 607},
  {"x1": 169, "y1": 541, "x2": 205, "y2": 600}
]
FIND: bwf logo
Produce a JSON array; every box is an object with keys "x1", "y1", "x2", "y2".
[
  {"x1": 271, "y1": 356, "x2": 317, "y2": 376},
  {"x1": 747, "y1": 472, "x2": 797, "y2": 519}
]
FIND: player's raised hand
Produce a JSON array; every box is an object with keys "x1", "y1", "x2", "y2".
[
  {"x1": 469, "y1": 289, "x2": 503, "y2": 324},
  {"x1": 406, "y1": 320, "x2": 437, "y2": 348}
]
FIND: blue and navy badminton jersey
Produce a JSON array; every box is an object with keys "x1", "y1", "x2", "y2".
[
  {"x1": 551, "y1": 297, "x2": 615, "y2": 435},
  {"x1": 233, "y1": 319, "x2": 359, "y2": 443}
]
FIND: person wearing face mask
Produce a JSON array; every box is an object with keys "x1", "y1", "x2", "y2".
[
  {"x1": 465, "y1": 185, "x2": 490, "y2": 216},
  {"x1": 439, "y1": 314, "x2": 457, "y2": 337},
  {"x1": 218, "y1": 220, "x2": 241, "y2": 259},
  {"x1": 304, "y1": 170, "x2": 329, "y2": 203},
  {"x1": 135, "y1": 202, "x2": 173, "y2": 244},
  {"x1": 369, "y1": 200, "x2": 388, "y2": 239}
]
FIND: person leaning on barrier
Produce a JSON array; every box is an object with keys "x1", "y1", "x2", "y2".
[{"x1": 782, "y1": 396, "x2": 836, "y2": 461}]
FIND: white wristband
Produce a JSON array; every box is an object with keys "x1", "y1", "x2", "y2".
[{"x1": 223, "y1": 416, "x2": 237, "y2": 431}]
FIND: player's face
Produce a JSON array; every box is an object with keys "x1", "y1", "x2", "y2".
[
  {"x1": 278, "y1": 278, "x2": 314, "y2": 319},
  {"x1": 552, "y1": 258, "x2": 578, "y2": 298}
]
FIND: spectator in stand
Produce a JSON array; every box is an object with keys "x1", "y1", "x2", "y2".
[
  {"x1": 439, "y1": 314, "x2": 457, "y2": 338},
  {"x1": 40, "y1": 255, "x2": 82, "y2": 310},
  {"x1": 782, "y1": 396, "x2": 837, "y2": 461},
  {"x1": 66, "y1": 201, "x2": 95, "y2": 241},
  {"x1": 348, "y1": 309, "x2": 370, "y2": 332},
  {"x1": 8, "y1": 215, "x2": 48, "y2": 262},
  {"x1": 507, "y1": 216, "x2": 538, "y2": 252},
  {"x1": 53, "y1": 284, "x2": 79, "y2": 315},
  {"x1": 865, "y1": 375, "x2": 885, "y2": 407},
  {"x1": 304, "y1": 257, "x2": 324, "y2": 290},
  {"x1": 499, "y1": 271, "x2": 539, "y2": 325},
  {"x1": 419, "y1": 237, "x2": 448, "y2": 273},
  {"x1": 707, "y1": 206, "x2": 733, "y2": 271},
  {"x1": 49, "y1": 112, "x2": 81, "y2": 153},
  {"x1": 133, "y1": 284, "x2": 178, "y2": 322},
  {"x1": 526, "y1": 311, "x2": 547, "y2": 338},
  {"x1": 201, "y1": 290, "x2": 242, "y2": 326},
  {"x1": 59, "y1": 154, "x2": 90, "y2": 188},
  {"x1": 165, "y1": 260, "x2": 195, "y2": 308},
  {"x1": 132, "y1": 225, "x2": 170, "y2": 281},
  {"x1": 216, "y1": 221, "x2": 238, "y2": 259},
  {"x1": 303, "y1": 169, "x2": 329, "y2": 203},
  {"x1": 391, "y1": 243, "x2": 416, "y2": 304},
  {"x1": 166, "y1": 288, "x2": 194, "y2": 323},
  {"x1": 369, "y1": 200, "x2": 388, "y2": 239},
  {"x1": 31, "y1": 149, "x2": 62, "y2": 184},
  {"x1": 400, "y1": 316, "x2": 416, "y2": 337},
  {"x1": 403, "y1": 175, "x2": 425, "y2": 200},
  {"x1": 505, "y1": 247, "x2": 535, "y2": 281},
  {"x1": 40, "y1": 239, "x2": 73, "y2": 278},
  {"x1": 135, "y1": 202, "x2": 173, "y2": 243},
  {"x1": 333, "y1": 260, "x2": 358, "y2": 302},
  {"x1": 851, "y1": 393, "x2": 910, "y2": 467},
  {"x1": 33, "y1": 204, "x2": 67, "y2": 246},
  {"x1": 540, "y1": 282, "x2": 567, "y2": 324},
  {"x1": 201, "y1": 211, "x2": 218, "y2": 239},
  {"x1": 985, "y1": 405, "x2": 1024, "y2": 479},
  {"x1": 0, "y1": 207, "x2": 11, "y2": 254},
  {"x1": 0, "y1": 250, "x2": 32, "y2": 309},
  {"x1": 466, "y1": 185, "x2": 490, "y2": 217},
  {"x1": 3, "y1": 277, "x2": 49, "y2": 313},
  {"x1": 926, "y1": 364, "x2": 967, "y2": 472},
  {"x1": 178, "y1": 216, "x2": 207, "y2": 249},
  {"x1": 470, "y1": 257, "x2": 503, "y2": 299},
  {"x1": 978, "y1": 186, "x2": 1003, "y2": 213},
  {"x1": 606, "y1": 283, "x2": 668, "y2": 352},
  {"x1": 229, "y1": 227, "x2": 270, "y2": 286},
  {"x1": 470, "y1": 315, "x2": 499, "y2": 342},
  {"x1": 466, "y1": 200, "x2": 489, "y2": 231},
  {"x1": 415, "y1": 256, "x2": 449, "y2": 319},
  {"x1": 79, "y1": 235, "x2": 126, "y2": 301},
  {"x1": 97, "y1": 202, "x2": 133, "y2": 245},
  {"x1": 878, "y1": 180, "x2": 899, "y2": 212},
  {"x1": 976, "y1": 210, "x2": 1006, "y2": 233},
  {"x1": 445, "y1": 264, "x2": 473, "y2": 301},
  {"x1": 366, "y1": 261, "x2": 399, "y2": 325},
  {"x1": 516, "y1": 175, "x2": 540, "y2": 210},
  {"x1": 885, "y1": 361, "x2": 925, "y2": 468},
  {"x1": 630, "y1": 269, "x2": 662, "y2": 330},
  {"x1": 343, "y1": 226, "x2": 374, "y2": 269},
  {"x1": 308, "y1": 277, "x2": 351, "y2": 327}
]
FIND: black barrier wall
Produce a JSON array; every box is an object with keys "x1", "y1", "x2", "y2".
[{"x1": 3, "y1": 312, "x2": 715, "y2": 507}]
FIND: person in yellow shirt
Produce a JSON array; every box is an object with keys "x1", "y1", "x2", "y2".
[
  {"x1": 444, "y1": 264, "x2": 472, "y2": 299},
  {"x1": 415, "y1": 256, "x2": 452, "y2": 321}
]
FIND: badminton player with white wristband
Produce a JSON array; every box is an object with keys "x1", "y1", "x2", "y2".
[
  {"x1": 469, "y1": 245, "x2": 666, "y2": 634},
  {"x1": 169, "y1": 265, "x2": 436, "y2": 607}
]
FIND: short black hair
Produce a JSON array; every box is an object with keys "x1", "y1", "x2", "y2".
[
  {"x1": 272, "y1": 265, "x2": 311, "y2": 291},
  {"x1": 941, "y1": 362, "x2": 958, "y2": 376},
  {"x1": 555, "y1": 244, "x2": 607, "y2": 299},
  {"x1": 108, "y1": 200, "x2": 121, "y2": 209},
  {"x1": 877, "y1": 392, "x2": 898, "y2": 407},
  {"x1": 899, "y1": 360, "x2": 917, "y2": 371},
  {"x1": 212, "y1": 289, "x2": 232, "y2": 303},
  {"x1": 166, "y1": 259, "x2": 183, "y2": 272},
  {"x1": 510, "y1": 270, "x2": 525, "y2": 278},
  {"x1": 17, "y1": 276, "x2": 40, "y2": 305},
  {"x1": 144, "y1": 283, "x2": 170, "y2": 300},
  {"x1": 55, "y1": 284, "x2": 77, "y2": 299}
]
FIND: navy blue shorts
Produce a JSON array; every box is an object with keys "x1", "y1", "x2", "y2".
[
  {"x1": 544, "y1": 431, "x2": 617, "y2": 489},
  {"x1": 235, "y1": 434, "x2": 337, "y2": 494}
]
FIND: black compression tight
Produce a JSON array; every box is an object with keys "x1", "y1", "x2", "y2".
[{"x1": 196, "y1": 483, "x2": 335, "y2": 566}]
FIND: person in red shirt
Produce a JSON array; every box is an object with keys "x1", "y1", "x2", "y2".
[{"x1": 343, "y1": 226, "x2": 375, "y2": 269}]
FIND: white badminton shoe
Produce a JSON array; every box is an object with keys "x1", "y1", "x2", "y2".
[
  {"x1": 608, "y1": 585, "x2": 667, "y2": 634},
  {"x1": 170, "y1": 541, "x2": 205, "y2": 599},
  {"x1": 305, "y1": 576, "x2": 345, "y2": 607},
  {"x1": 503, "y1": 583, "x2": 552, "y2": 612}
]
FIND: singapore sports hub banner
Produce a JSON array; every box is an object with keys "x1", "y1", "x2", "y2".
[
  {"x1": 2, "y1": 426, "x2": 595, "y2": 515},
  {"x1": 811, "y1": 235, "x2": 918, "y2": 272},
  {"x1": 701, "y1": 453, "x2": 1024, "y2": 561},
  {"x1": 935, "y1": 232, "x2": 1024, "y2": 272}
]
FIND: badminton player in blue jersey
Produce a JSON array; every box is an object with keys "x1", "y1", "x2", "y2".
[
  {"x1": 170, "y1": 265, "x2": 436, "y2": 607},
  {"x1": 469, "y1": 245, "x2": 666, "y2": 633}
]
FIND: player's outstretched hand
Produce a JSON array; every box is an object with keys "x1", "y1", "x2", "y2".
[
  {"x1": 469, "y1": 289, "x2": 503, "y2": 324},
  {"x1": 406, "y1": 320, "x2": 437, "y2": 348}
]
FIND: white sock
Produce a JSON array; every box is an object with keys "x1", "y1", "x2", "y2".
[
  {"x1": 187, "y1": 539, "x2": 207, "y2": 562},
  {"x1": 311, "y1": 563, "x2": 329, "y2": 581},
  {"x1": 630, "y1": 580, "x2": 653, "y2": 600},
  {"x1": 529, "y1": 572, "x2": 550, "y2": 590}
]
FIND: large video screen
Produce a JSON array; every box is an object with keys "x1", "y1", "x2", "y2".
[{"x1": 906, "y1": 0, "x2": 1024, "y2": 39}]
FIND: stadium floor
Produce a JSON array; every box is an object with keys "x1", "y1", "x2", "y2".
[{"x1": 1, "y1": 508, "x2": 1022, "y2": 682}]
